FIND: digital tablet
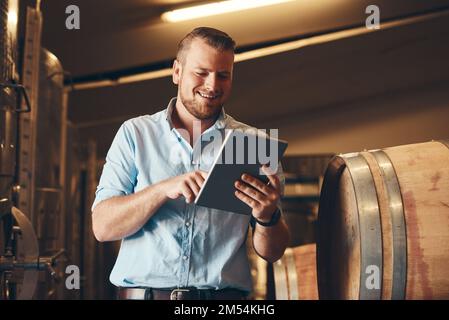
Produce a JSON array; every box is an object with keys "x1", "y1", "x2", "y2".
[{"x1": 194, "y1": 129, "x2": 288, "y2": 215}]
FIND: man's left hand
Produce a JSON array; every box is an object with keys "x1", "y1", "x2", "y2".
[{"x1": 234, "y1": 164, "x2": 281, "y2": 223}]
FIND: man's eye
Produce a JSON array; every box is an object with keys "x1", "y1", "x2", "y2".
[
  {"x1": 218, "y1": 74, "x2": 230, "y2": 79},
  {"x1": 196, "y1": 72, "x2": 207, "y2": 76}
]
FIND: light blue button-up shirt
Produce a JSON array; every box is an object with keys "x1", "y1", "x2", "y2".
[{"x1": 93, "y1": 98, "x2": 284, "y2": 293}]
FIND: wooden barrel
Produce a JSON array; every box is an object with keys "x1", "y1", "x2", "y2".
[
  {"x1": 317, "y1": 140, "x2": 449, "y2": 299},
  {"x1": 273, "y1": 243, "x2": 318, "y2": 300}
]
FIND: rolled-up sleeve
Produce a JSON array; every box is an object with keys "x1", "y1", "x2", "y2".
[{"x1": 92, "y1": 122, "x2": 137, "y2": 211}]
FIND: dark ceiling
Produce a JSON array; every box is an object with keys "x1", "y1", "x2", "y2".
[
  {"x1": 23, "y1": 0, "x2": 449, "y2": 156},
  {"x1": 37, "y1": 0, "x2": 449, "y2": 77}
]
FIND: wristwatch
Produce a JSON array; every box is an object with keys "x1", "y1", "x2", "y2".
[{"x1": 254, "y1": 208, "x2": 281, "y2": 227}]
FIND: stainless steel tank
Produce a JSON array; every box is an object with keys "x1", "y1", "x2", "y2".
[
  {"x1": 35, "y1": 48, "x2": 64, "y2": 253},
  {"x1": 1, "y1": 0, "x2": 19, "y2": 300},
  {"x1": 1, "y1": 2, "x2": 66, "y2": 299},
  {"x1": 0, "y1": 0, "x2": 19, "y2": 201}
]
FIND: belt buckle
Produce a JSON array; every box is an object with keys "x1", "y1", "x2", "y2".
[{"x1": 170, "y1": 288, "x2": 191, "y2": 300}]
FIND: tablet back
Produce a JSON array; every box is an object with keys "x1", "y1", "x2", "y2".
[{"x1": 195, "y1": 129, "x2": 288, "y2": 215}]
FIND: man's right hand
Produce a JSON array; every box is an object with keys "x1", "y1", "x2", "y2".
[
  {"x1": 92, "y1": 170, "x2": 208, "y2": 242},
  {"x1": 161, "y1": 170, "x2": 208, "y2": 203}
]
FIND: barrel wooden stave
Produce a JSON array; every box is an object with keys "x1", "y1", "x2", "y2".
[
  {"x1": 383, "y1": 142, "x2": 449, "y2": 299},
  {"x1": 274, "y1": 243, "x2": 318, "y2": 300},
  {"x1": 317, "y1": 141, "x2": 449, "y2": 300}
]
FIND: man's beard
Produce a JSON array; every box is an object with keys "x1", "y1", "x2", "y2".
[{"x1": 180, "y1": 91, "x2": 223, "y2": 120}]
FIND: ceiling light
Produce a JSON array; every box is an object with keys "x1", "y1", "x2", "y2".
[{"x1": 162, "y1": 0, "x2": 294, "y2": 23}]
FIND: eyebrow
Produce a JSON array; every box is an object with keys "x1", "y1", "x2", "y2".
[{"x1": 195, "y1": 68, "x2": 231, "y2": 75}]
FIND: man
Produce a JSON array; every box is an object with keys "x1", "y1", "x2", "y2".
[{"x1": 92, "y1": 27, "x2": 289, "y2": 300}]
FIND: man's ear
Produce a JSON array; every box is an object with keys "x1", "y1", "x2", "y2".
[{"x1": 172, "y1": 59, "x2": 181, "y2": 85}]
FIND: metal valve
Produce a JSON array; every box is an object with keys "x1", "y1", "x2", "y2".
[{"x1": 0, "y1": 207, "x2": 67, "y2": 299}]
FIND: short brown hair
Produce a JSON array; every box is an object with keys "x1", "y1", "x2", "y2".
[{"x1": 176, "y1": 27, "x2": 236, "y2": 63}]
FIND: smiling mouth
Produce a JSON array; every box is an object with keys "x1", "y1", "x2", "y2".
[{"x1": 197, "y1": 92, "x2": 221, "y2": 100}]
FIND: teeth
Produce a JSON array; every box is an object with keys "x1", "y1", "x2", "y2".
[{"x1": 198, "y1": 92, "x2": 218, "y2": 99}]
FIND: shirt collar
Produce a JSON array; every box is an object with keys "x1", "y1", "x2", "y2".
[{"x1": 165, "y1": 97, "x2": 227, "y2": 131}]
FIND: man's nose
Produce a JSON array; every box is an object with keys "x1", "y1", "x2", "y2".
[{"x1": 204, "y1": 74, "x2": 219, "y2": 92}]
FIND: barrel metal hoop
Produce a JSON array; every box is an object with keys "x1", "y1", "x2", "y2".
[
  {"x1": 343, "y1": 154, "x2": 383, "y2": 300},
  {"x1": 285, "y1": 249, "x2": 299, "y2": 300},
  {"x1": 372, "y1": 150, "x2": 407, "y2": 300}
]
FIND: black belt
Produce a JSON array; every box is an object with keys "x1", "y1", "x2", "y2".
[{"x1": 117, "y1": 287, "x2": 246, "y2": 300}]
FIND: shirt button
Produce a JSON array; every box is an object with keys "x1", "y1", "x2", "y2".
[
  {"x1": 183, "y1": 255, "x2": 188, "y2": 261},
  {"x1": 185, "y1": 222, "x2": 190, "y2": 227}
]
